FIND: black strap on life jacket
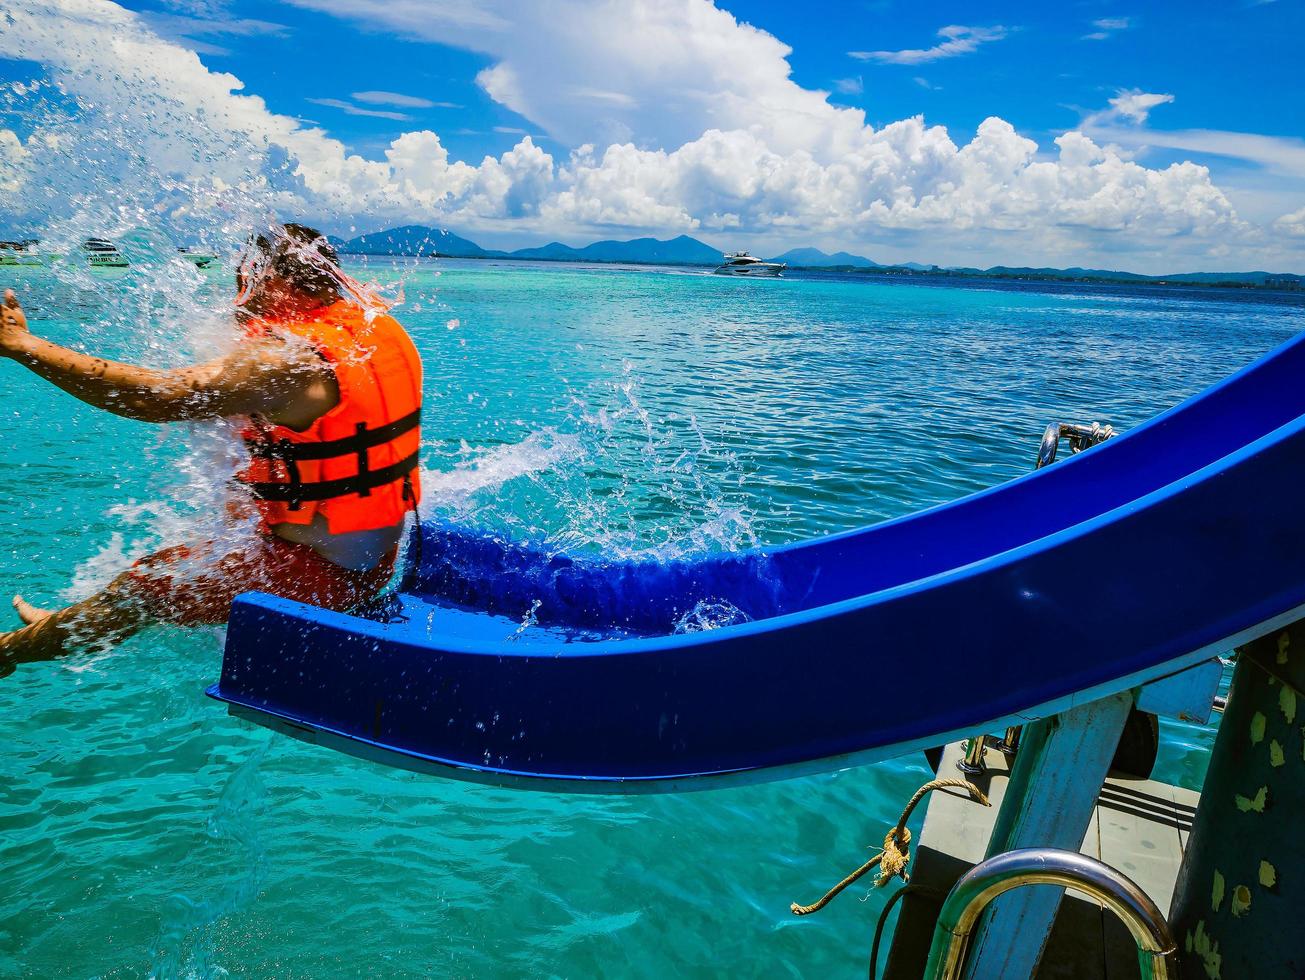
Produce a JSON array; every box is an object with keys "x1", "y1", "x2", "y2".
[
  {"x1": 243, "y1": 408, "x2": 420, "y2": 508},
  {"x1": 245, "y1": 451, "x2": 421, "y2": 505}
]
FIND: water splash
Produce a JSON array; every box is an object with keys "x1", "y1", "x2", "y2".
[
  {"x1": 673, "y1": 598, "x2": 753, "y2": 634},
  {"x1": 426, "y1": 366, "x2": 757, "y2": 560},
  {"x1": 0, "y1": 38, "x2": 426, "y2": 619},
  {"x1": 3, "y1": 11, "x2": 753, "y2": 592},
  {"x1": 1, "y1": 52, "x2": 273, "y2": 603},
  {"x1": 506, "y1": 598, "x2": 543, "y2": 641},
  {"x1": 422, "y1": 429, "x2": 585, "y2": 505}
]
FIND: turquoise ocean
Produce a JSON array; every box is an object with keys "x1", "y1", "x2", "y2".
[{"x1": 2, "y1": 255, "x2": 1302, "y2": 978}]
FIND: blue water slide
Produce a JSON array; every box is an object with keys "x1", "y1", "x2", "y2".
[{"x1": 209, "y1": 330, "x2": 1305, "y2": 791}]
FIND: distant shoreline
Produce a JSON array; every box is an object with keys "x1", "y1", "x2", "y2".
[
  {"x1": 801, "y1": 264, "x2": 1305, "y2": 292},
  {"x1": 340, "y1": 250, "x2": 1305, "y2": 293},
  {"x1": 6, "y1": 229, "x2": 1297, "y2": 293}
]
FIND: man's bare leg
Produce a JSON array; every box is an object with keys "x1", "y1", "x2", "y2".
[
  {"x1": 13, "y1": 595, "x2": 52, "y2": 625},
  {"x1": 1, "y1": 574, "x2": 151, "y2": 670}
]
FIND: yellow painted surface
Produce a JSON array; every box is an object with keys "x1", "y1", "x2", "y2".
[
  {"x1": 1270, "y1": 740, "x2": 1285, "y2": 767},
  {"x1": 1235, "y1": 786, "x2": 1268, "y2": 812},
  {"x1": 1250, "y1": 711, "x2": 1266, "y2": 744},
  {"x1": 1190, "y1": 919, "x2": 1223, "y2": 980},
  {"x1": 1211, "y1": 869, "x2": 1225, "y2": 912},
  {"x1": 1230, "y1": 885, "x2": 1252, "y2": 918},
  {"x1": 1277, "y1": 631, "x2": 1290, "y2": 665},
  {"x1": 1280, "y1": 684, "x2": 1297, "y2": 725},
  {"x1": 1259, "y1": 860, "x2": 1277, "y2": 889}
]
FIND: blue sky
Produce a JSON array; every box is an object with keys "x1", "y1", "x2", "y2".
[
  {"x1": 4, "y1": 0, "x2": 1304, "y2": 270},
  {"x1": 120, "y1": 1, "x2": 1303, "y2": 167}
]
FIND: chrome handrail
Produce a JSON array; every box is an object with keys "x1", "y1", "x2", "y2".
[
  {"x1": 1037, "y1": 421, "x2": 1116, "y2": 468},
  {"x1": 923, "y1": 847, "x2": 1176, "y2": 980}
]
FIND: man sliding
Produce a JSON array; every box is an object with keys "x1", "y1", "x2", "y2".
[{"x1": 0, "y1": 224, "x2": 423, "y2": 670}]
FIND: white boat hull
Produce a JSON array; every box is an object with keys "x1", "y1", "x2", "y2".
[{"x1": 712, "y1": 263, "x2": 784, "y2": 277}]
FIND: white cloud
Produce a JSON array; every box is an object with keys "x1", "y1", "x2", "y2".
[
  {"x1": 1276, "y1": 206, "x2": 1305, "y2": 237},
  {"x1": 352, "y1": 90, "x2": 440, "y2": 109},
  {"x1": 135, "y1": 8, "x2": 287, "y2": 56},
  {"x1": 1087, "y1": 125, "x2": 1305, "y2": 178},
  {"x1": 832, "y1": 76, "x2": 863, "y2": 95},
  {"x1": 141, "y1": 11, "x2": 287, "y2": 37},
  {"x1": 157, "y1": 0, "x2": 236, "y2": 15},
  {"x1": 0, "y1": 128, "x2": 34, "y2": 195},
  {"x1": 299, "y1": 0, "x2": 510, "y2": 32},
  {"x1": 1079, "y1": 91, "x2": 1305, "y2": 179},
  {"x1": 307, "y1": 97, "x2": 411, "y2": 121},
  {"x1": 3, "y1": 0, "x2": 1301, "y2": 272},
  {"x1": 527, "y1": 119, "x2": 1247, "y2": 247},
  {"x1": 567, "y1": 87, "x2": 637, "y2": 108},
  {"x1": 1079, "y1": 89, "x2": 1175, "y2": 130},
  {"x1": 288, "y1": 0, "x2": 872, "y2": 159},
  {"x1": 1082, "y1": 16, "x2": 1131, "y2": 40},
  {"x1": 1107, "y1": 89, "x2": 1175, "y2": 125},
  {"x1": 850, "y1": 25, "x2": 1008, "y2": 65}
]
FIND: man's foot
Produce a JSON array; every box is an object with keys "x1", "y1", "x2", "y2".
[{"x1": 12, "y1": 595, "x2": 52, "y2": 626}]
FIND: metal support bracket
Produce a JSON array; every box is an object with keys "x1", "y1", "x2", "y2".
[{"x1": 1136, "y1": 658, "x2": 1222, "y2": 724}]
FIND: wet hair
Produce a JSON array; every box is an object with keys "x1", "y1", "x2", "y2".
[{"x1": 240, "y1": 223, "x2": 342, "y2": 302}]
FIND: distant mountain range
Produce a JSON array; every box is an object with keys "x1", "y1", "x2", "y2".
[
  {"x1": 335, "y1": 225, "x2": 503, "y2": 258},
  {"x1": 768, "y1": 247, "x2": 878, "y2": 268},
  {"x1": 763, "y1": 247, "x2": 934, "y2": 272},
  {"x1": 332, "y1": 225, "x2": 1303, "y2": 289},
  {"x1": 335, "y1": 227, "x2": 929, "y2": 270},
  {"x1": 335, "y1": 226, "x2": 721, "y2": 264},
  {"x1": 512, "y1": 234, "x2": 723, "y2": 265}
]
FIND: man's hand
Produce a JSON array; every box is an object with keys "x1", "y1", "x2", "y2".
[{"x1": 1, "y1": 289, "x2": 31, "y2": 357}]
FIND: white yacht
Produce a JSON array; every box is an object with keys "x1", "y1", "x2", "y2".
[
  {"x1": 82, "y1": 238, "x2": 129, "y2": 268},
  {"x1": 712, "y1": 251, "x2": 785, "y2": 277}
]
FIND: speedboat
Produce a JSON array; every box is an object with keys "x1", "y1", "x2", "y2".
[
  {"x1": 712, "y1": 251, "x2": 785, "y2": 277},
  {"x1": 81, "y1": 238, "x2": 129, "y2": 268},
  {"x1": 177, "y1": 246, "x2": 217, "y2": 269}
]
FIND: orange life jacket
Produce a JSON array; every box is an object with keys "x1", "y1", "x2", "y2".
[{"x1": 239, "y1": 299, "x2": 423, "y2": 533}]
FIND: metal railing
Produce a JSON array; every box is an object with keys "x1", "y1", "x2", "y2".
[
  {"x1": 923, "y1": 847, "x2": 1176, "y2": 980},
  {"x1": 1037, "y1": 421, "x2": 1116, "y2": 469}
]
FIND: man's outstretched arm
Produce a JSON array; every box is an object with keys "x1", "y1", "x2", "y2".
[{"x1": 1, "y1": 288, "x2": 332, "y2": 423}]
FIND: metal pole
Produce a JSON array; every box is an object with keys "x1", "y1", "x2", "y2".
[{"x1": 956, "y1": 735, "x2": 987, "y2": 775}]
